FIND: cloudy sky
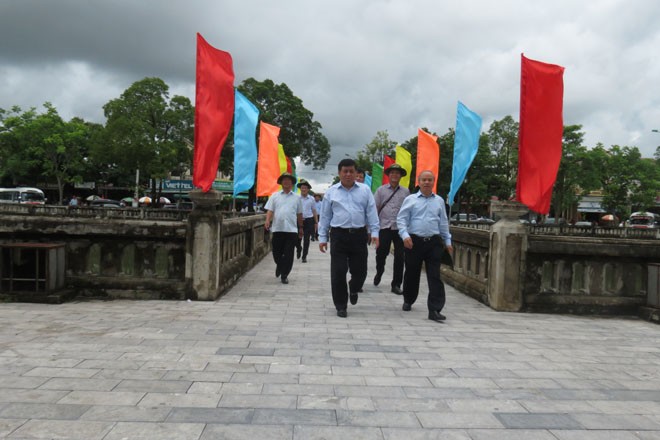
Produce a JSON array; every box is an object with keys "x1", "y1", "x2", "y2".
[{"x1": 1, "y1": 0, "x2": 659, "y2": 192}]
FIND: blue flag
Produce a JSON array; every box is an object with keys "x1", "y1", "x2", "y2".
[
  {"x1": 364, "y1": 173, "x2": 372, "y2": 189},
  {"x1": 233, "y1": 90, "x2": 259, "y2": 197},
  {"x1": 448, "y1": 101, "x2": 482, "y2": 206}
]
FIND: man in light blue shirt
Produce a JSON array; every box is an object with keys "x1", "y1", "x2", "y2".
[
  {"x1": 397, "y1": 170, "x2": 453, "y2": 322},
  {"x1": 264, "y1": 173, "x2": 303, "y2": 285},
  {"x1": 319, "y1": 159, "x2": 380, "y2": 318},
  {"x1": 295, "y1": 179, "x2": 317, "y2": 263}
]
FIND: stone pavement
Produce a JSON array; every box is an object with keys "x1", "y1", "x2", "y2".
[{"x1": 1, "y1": 246, "x2": 660, "y2": 440}]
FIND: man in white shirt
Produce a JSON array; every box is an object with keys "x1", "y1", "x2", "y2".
[
  {"x1": 296, "y1": 179, "x2": 318, "y2": 263},
  {"x1": 264, "y1": 173, "x2": 303, "y2": 284}
]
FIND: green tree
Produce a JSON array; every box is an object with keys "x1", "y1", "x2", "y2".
[
  {"x1": 552, "y1": 125, "x2": 588, "y2": 219},
  {"x1": 97, "y1": 77, "x2": 194, "y2": 198},
  {"x1": 0, "y1": 103, "x2": 93, "y2": 203},
  {"x1": 237, "y1": 78, "x2": 331, "y2": 171},
  {"x1": 485, "y1": 115, "x2": 519, "y2": 200},
  {"x1": 355, "y1": 130, "x2": 398, "y2": 174}
]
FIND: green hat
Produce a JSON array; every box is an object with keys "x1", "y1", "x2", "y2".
[
  {"x1": 384, "y1": 163, "x2": 407, "y2": 177},
  {"x1": 277, "y1": 172, "x2": 297, "y2": 185},
  {"x1": 296, "y1": 178, "x2": 312, "y2": 189}
]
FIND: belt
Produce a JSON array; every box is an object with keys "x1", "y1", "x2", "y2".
[
  {"x1": 410, "y1": 234, "x2": 439, "y2": 242},
  {"x1": 331, "y1": 227, "x2": 366, "y2": 233}
]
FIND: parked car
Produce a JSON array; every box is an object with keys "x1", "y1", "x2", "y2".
[
  {"x1": 89, "y1": 199, "x2": 122, "y2": 208},
  {"x1": 451, "y1": 213, "x2": 478, "y2": 222}
]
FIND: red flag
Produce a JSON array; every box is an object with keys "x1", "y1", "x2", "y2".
[
  {"x1": 516, "y1": 54, "x2": 565, "y2": 214},
  {"x1": 416, "y1": 129, "x2": 439, "y2": 186},
  {"x1": 382, "y1": 155, "x2": 395, "y2": 185},
  {"x1": 256, "y1": 122, "x2": 281, "y2": 197},
  {"x1": 193, "y1": 33, "x2": 235, "y2": 192}
]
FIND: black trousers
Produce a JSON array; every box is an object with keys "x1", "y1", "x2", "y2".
[
  {"x1": 330, "y1": 228, "x2": 368, "y2": 310},
  {"x1": 375, "y1": 228, "x2": 405, "y2": 288},
  {"x1": 402, "y1": 235, "x2": 446, "y2": 312},
  {"x1": 296, "y1": 217, "x2": 315, "y2": 259},
  {"x1": 271, "y1": 232, "x2": 298, "y2": 278}
]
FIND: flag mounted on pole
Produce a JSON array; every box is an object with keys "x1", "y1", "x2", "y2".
[
  {"x1": 416, "y1": 129, "x2": 439, "y2": 186},
  {"x1": 448, "y1": 101, "x2": 482, "y2": 206},
  {"x1": 256, "y1": 122, "x2": 281, "y2": 197},
  {"x1": 233, "y1": 90, "x2": 259, "y2": 198},
  {"x1": 371, "y1": 163, "x2": 383, "y2": 193},
  {"x1": 395, "y1": 145, "x2": 412, "y2": 190},
  {"x1": 193, "y1": 33, "x2": 235, "y2": 192},
  {"x1": 382, "y1": 155, "x2": 395, "y2": 185},
  {"x1": 516, "y1": 54, "x2": 565, "y2": 214}
]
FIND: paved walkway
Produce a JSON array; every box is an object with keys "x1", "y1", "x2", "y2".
[{"x1": 1, "y1": 247, "x2": 660, "y2": 439}]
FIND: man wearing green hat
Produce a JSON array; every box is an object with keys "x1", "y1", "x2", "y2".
[
  {"x1": 296, "y1": 179, "x2": 318, "y2": 263},
  {"x1": 264, "y1": 172, "x2": 304, "y2": 284},
  {"x1": 374, "y1": 163, "x2": 410, "y2": 294}
]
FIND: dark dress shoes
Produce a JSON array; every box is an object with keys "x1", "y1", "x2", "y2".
[
  {"x1": 391, "y1": 286, "x2": 403, "y2": 295},
  {"x1": 281, "y1": 277, "x2": 289, "y2": 284},
  {"x1": 349, "y1": 292, "x2": 358, "y2": 305},
  {"x1": 373, "y1": 272, "x2": 382, "y2": 286},
  {"x1": 402, "y1": 303, "x2": 411, "y2": 311},
  {"x1": 337, "y1": 309, "x2": 347, "y2": 318},
  {"x1": 302, "y1": 258, "x2": 307, "y2": 263},
  {"x1": 428, "y1": 310, "x2": 446, "y2": 322}
]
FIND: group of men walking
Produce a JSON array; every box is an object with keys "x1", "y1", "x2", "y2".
[{"x1": 264, "y1": 158, "x2": 453, "y2": 323}]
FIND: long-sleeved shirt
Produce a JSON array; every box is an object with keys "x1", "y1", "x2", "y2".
[
  {"x1": 264, "y1": 190, "x2": 303, "y2": 233},
  {"x1": 300, "y1": 195, "x2": 317, "y2": 219},
  {"x1": 374, "y1": 184, "x2": 410, "y2": 229},
  {"x1": 396, "y1": 192, "x2": 452, "y2": 246},
  {"x1": 318, "y1": 182, "x2": 379, "y2": 242}
]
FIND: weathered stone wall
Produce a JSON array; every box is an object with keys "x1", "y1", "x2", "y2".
[
  {"x1": 0, "y1": 204, "x2": 269, "y2": 301},
  {"x1": 443, "y1": 219, "x2": 660, "y2": 316}
]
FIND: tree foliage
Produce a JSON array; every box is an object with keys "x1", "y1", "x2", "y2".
[
  {"x1": 237, "y1": 78, "x2": 331, "y2": 170},
  {"x1": 0, "y1": 103, "x2": 94, "y2": 203},
  {"x1": 96, "y1": 77, "x2": 194, "y2": 194}
]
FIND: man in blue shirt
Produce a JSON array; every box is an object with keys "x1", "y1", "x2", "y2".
[
  {"x1": 319, "y1": 159, "x2": 380, "y2": 318},
  {"x1": 396, "y1": 170, "x2": 454, "y2": 322}
]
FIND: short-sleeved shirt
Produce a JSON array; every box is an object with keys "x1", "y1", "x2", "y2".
[
  {"x1": 264, "y1": 190, "x2": 303, "y2": 233},
  {"x1": 374, "y1": 184, "x2": 410, "y2": 230},
  {"x1": 300, "y1": 195, "x2": 317, "y2": 219}
]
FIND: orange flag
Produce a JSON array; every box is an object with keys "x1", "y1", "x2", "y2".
[
  {"x1": 256, "y1": 122, "x2": 281, "y2": 197},
  {"x1": 416, "y1": 129, "x2": 439, "y2": 186}
]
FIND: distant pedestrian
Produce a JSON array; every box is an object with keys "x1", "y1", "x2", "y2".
[
  {"x1": 295, "y1": 179, "x2": 317, "y2": 263},
  {"x1": 396, "y1": 170, "x2": 453, "y2": 322},
  {"x1": 373, "y1": 163, "x2": 410, "y2": 295},
  {"x1": 318, "y1": 158, "x2": 379, "y2": 318},
  {"x1": 264, "y1": 172, "x2": 303, "y2": 285}
]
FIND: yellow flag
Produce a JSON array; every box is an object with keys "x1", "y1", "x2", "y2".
[{"x1": 395, "y1": 145, "x2": 412, "y2": 189}]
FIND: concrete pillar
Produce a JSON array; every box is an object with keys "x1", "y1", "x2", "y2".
[
  {"x1": 186, "y1": 189, "x2": 223, "y2": 300},
  {"x1": 487, "y1": 201, "x2": 529, "y2": 311}
]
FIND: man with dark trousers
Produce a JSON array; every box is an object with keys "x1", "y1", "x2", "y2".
[
  {"x1": 373, "y1": 163, "x2": 410, "y2": 294},
  {"x1": 264, "y1": 172, "x2": 303, "y2": 285},
  {"x1": 296, "y1": 179, "x2": 317, "y2": 263},
  {"x1": 318, "y1": 159, "x2": 380, "y2": 318},
  {"x1": 396, "y1": 170, "x2": 453, "y2": 322}
]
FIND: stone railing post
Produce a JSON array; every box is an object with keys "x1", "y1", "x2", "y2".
[
  {"x1": 488, "y1": 200, "x2": 529, "y2": 311},
  {"x1": 186, "y1": 189, "x2": 223, "y2": 300}
]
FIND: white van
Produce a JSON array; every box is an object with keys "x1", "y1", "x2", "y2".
[{"x1": 0, "y1": 187, "x2": 46, "y2": 205}]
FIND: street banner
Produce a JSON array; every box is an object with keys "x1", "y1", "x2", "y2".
[
  {"x1": 233, "y1": 90, "x2": 259, "y2": 198},
  {"x1": 448, "y1": 101, "x2": 482, "y2": 206},
  {"x1": 256, "y1": 122, "x2": 281, "y2": 196},
  {"x1": 416, "y1": 129, "x2": 439, "y2": 186}
]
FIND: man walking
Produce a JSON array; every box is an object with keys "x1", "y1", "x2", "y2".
[
  {"x1": 373, "y1": 163, "x2": 410, "y2": 295},
  {"x1": 396, "y1": 170, "x2": 453, "y2": 322},
  {"x1": 318, "y1": 159, "x2": 379, "y2": 318},
  {"x1": 264, "y1": 172, "x2": 303, "y2": 285},
  {"x1": 296, "y1": 179, "x2": 317, "y2": 263}
]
